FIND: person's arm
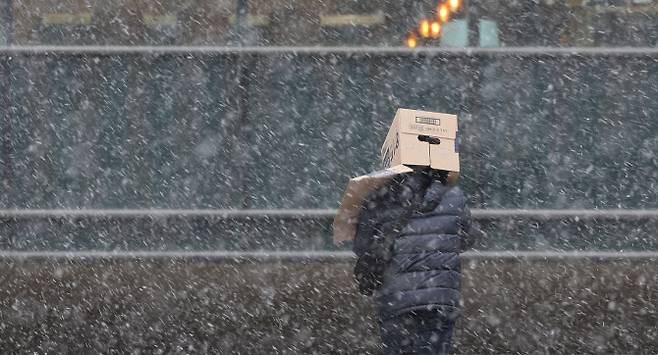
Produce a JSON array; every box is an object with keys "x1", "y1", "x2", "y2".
[
  {"x1": 352, "y1": 172, "x2": 432, "y2": 295},
  {"x1": 353, "y1": 193, "x2": 387, "y2": 296},
  {"x1": 353, "y1": 191, "x2": 409, "y2": 295},
  {"x1": 352, "y1": 173, "x2": 426, "y2": 295}
]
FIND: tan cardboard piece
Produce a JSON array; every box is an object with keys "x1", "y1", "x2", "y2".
[{"x1": 333, "y1": 108, "x2": 460, "y2": 245}]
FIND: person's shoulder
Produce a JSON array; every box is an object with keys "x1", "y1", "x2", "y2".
[
  {"x1": 441, "y1": 185, "x2": 467, "y2": 206},
  {"x1": 446, "y1": 185, "x2": 465, "y2": 197},
  {"x1": 362, "y1": 181, "x2": 398, "y2": 212}
]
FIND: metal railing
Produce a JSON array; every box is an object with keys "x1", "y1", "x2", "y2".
[
  {"x1": 1, "y1": 249, "x2": 658, "y2": 260},
  {"x1": 1, "y1": 208, "x2": 657, "y2": 219},
  {"x1": 2, "y1": 45, "x2": 658, "y2": 56}
]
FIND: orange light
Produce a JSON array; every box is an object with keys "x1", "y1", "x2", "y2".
[
  {"x1": 448, "y1": 0, "x2": 461, "y2": 12},
  {"x1": 419, "y1": 19, "x2": 431, "y2": 38},
  {"x1": 406, "y1": 33, "x2": 418, "y2": 48},
  {"x1": 430, "y1": 21, "x2": 441, "y2": 38},
  {"x1": 438, "y1": 3, "x2": 450, "y2": 22}
]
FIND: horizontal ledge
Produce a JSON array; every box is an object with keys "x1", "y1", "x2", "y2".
[
  {"x1": 0, "y1": 250, "x2": 657, "y2": 261},
  {"x1": 0, "y1": 208, "x2": 336, "y2": 218},
  {"x1": 473, "y1": 209, "x2": 658, "y2": 219},
  {"x1": 0, "y1": 209, "x2": 657, "y2": 220},
  {"x1": 2, "y1": 45, "x2": 658, "y2": 56}
]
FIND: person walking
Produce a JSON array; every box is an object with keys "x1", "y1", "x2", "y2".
[{"x1": 353, "y1": 167, "x2": 484, "y2": 355}]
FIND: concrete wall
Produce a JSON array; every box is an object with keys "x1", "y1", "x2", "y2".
[{"x1": 1, "y1": 256, "x2": 656, "y2": 354}]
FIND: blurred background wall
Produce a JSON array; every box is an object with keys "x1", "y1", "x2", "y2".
[{"x1": 0, "y1": 0, "x2": 657, "y2": 353}]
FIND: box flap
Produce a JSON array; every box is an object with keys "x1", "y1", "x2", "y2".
[
  {"x1": 429, "y1": 139, "x2": 460, "y2": 172},
  {"x1": 332, "y1": 165, "x2": 413, "y2": 244}
]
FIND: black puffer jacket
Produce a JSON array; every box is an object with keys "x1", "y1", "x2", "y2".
[{"x1": 353, "y1": 170, "x2": 483, "y2": 320}]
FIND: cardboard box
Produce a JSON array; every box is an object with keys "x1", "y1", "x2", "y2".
[{"x1": 332, "y1": 108, "x2": 459, "y2": 244}]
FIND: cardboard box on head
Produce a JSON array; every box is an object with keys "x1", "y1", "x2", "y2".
[{"x1": 332, "y1": 108, "x2": 460, "y2": 245}]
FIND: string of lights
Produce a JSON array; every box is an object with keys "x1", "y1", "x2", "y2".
[{"x1": 406, "y1": 0, "x2": 462, "y2": 48}]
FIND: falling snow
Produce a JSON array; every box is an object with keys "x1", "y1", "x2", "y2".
[{"x1": 0, "y1": 1, "x2": 657, "y2": 354}]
